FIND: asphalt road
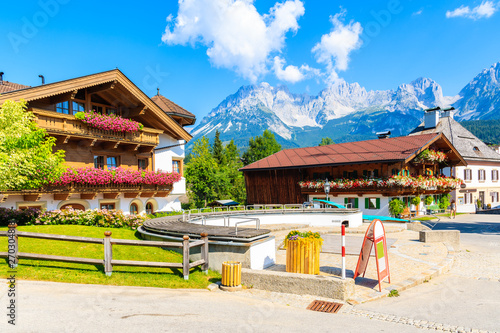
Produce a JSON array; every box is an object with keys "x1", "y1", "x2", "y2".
[
  {"x1": 1, "y1": 213, "x2": 499, "y2": 332},
  {"x1": 358, "y1": 213, "x2": 500, "y2": 332}
]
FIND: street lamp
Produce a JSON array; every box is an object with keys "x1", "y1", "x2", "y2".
[{"x1": 324, "y1": 178, "x2": 331, "y2": 202}]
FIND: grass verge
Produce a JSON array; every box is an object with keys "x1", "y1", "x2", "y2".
[{"x1": 0, "y1": 225, "x2": 220, "y2": 289}]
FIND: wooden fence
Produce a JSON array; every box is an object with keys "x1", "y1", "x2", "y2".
[{"x1": 0, "y1": 223, "x2": 209, "y2": 280}]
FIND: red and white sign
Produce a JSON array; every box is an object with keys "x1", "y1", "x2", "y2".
[{"x1": 354, "y1": 219, "x2": 390, "y2": 292}]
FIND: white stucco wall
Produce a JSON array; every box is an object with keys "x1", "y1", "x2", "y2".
[
  {"x1": 154, "y1": 133, "x2": 187, "y2": 197},
  {"x1": 452, "y1": 165, "x2": 500, "y2": 212}
]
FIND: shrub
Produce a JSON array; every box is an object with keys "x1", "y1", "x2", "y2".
[
  {"x1": 388, "y1": 198, "x2": 404, "y2": 217},
  {"x1": 29, "y1": 209, "x2": 145, "y2": 230},
  {"x1": 0, "y1": 207, "x2": 40, "y2": 226},
  {"x1": 424, "y1": 196, "x2": 434, "y2": 205},
  {"x1": 439, "y1": 195, "x2": 451, "y2": 210},
  {"x1": 147, "y1": 211, "x2": 183, "y2": 219},
  {"x1": 411, "y1": 196, "x2": 421, "y2": 206}
]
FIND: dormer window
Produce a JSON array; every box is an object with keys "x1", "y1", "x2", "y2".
[{"x1": 473, "y1": 146, "x2": 480, "y2": 151}]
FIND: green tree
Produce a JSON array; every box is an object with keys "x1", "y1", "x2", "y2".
[
  {"x1": 184, "y1": 137, "x2": 218, "y2": 207},
  {"x1": 319, "y1": 137, "x2": 334, "y2": 146},
  {"x1": 222, "y1": 140, "x2": 246, "y2": 203},
  {"x1": 242, "y1": 129, "x2": 281, "y2": 165},
  {"x1": 211, "y1": 130, "x2": 225, "y2": 165},
  {"x1": 0, "y1": 100, "x2": 65, "y2": 190}
]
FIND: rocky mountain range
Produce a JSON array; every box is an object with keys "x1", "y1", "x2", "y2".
[{"x1": 189, "y1": 62, "x2": 500, "y2": 150}]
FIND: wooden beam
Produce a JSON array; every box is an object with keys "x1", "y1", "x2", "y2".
[
  {"x1": 0, "y1": 195, "x2": 8, "y2": 203},
  {"x1": 49, "y1": 90, "x2": 78, "y2": 104},
  {"x1": 54, "y1": 193, "x2": 71, "y2": 201},
  {"x1": 154, "y1": 191, "x2": 170, "y2": 198},
  {"x1": 24, "y1": 194, "x2": 42, "y2": 202},
  {"x1": 140, "y1": 192, "x2": 156, "y2": 198},
  {"x1": 103, "y1": 193, "x2": 119, "y2": 199},
  {"x1": 81, "y1": 193, "x2": 97, "y2": 200},
  {"x1": 124, "y1": 192, "x2": 140, "y2": 198},
  {"x1": 124, "y1": 106, "x2": 147, "y2": 118},
  {"x1": 86, "y1": 80, "x2": 117, "y2": 95}
]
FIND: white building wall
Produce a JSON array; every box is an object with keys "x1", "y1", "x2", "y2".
[
  {"x1": 1, "y1": 193, "x2": 179, "y2": 215},
  {"x1": 453, "y1": 164, "x2": 500, "y2": 212},
  {"x1": 307, "y1": 194, "x2": 391, "y2": 217},
  {"x1": 153, "y1": 133, "x2": 187, "y2": 211}
]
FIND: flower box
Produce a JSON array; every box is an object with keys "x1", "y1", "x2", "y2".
[{"x1": 285, "y1": 231, "x2": 323, "y2": 275}]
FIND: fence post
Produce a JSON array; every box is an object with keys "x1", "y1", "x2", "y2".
[
  {"x1": 201, "y1": 232, "x2": 209, "y2": 274},
  {"x1": 104, "y1": 231, "x2": 113, "y2": 276},
  {"x1": 182, "y1": 235, "x2": 190, "y2": 280},
  {"x1": 8, "y1": 221, "x2": 18, "y2": 269}
]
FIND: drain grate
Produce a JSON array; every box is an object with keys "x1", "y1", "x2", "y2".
[{"x1": 307, "y1": 300, "x2": 343, "y2": 313}]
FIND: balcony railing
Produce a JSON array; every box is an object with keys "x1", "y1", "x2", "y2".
[{"x1": 32, "y1": 109, "x2": 160, "y2": 145}]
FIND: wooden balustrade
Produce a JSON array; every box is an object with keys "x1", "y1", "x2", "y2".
[
  {"x1": 32, "y1": 109, "x2": 160, "y2": 145},
  {"x1": 0, "y1": 223, "x2": 209, "y2": 280}
]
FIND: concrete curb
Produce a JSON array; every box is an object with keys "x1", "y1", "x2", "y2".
[{"x1": 347, "y1": 243, "x2": 456, "y2": 305}]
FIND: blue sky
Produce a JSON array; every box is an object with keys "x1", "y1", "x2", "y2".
[{"x1": 1, "y1": 0, "x2": 499, "y2": 127}]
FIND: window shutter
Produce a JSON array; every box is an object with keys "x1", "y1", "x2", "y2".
[
  {"x1": 376, "y1": 198, "x2": 380, "y2": 209},
  {"x1": 365, "y1": 198, "x2": 369, "y2": 208},
  {"x1": 354, "y1": 198, "x2": 359, "y2": 208},
  {"x1": 344, "y1": 198, "x2": 348, "y2": 206}
]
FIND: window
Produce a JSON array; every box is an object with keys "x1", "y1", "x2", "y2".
[
  {"x1": 458, "y1": 197, "x2": 464, "y2": 205},
  {"x1": 464, "y1": 193, "x2": 473, "y2": 204},
  {"x1": 107, "y1": 156, "x2": 119, "y2": 169},
  {"x1": 56, "y1": 101, "x2": 69, "y2": 114},
  {"x1": 130, "y1": 203, "x2": 139, "y2": 215},
  {"x1": 72, "y1": 101, "x2": 85, "y2": 113},
  {"x1": 172, "y1": 160, "x2": 180, "y2": 174},
  {"x1": 94, "y1": 156, "x2": 105, "y2": 169},
  {"x1": 365, "y1": 198, "x2": 380, "y2": 210},
  {"x1": 94, "y1": 156, "x2": 104, "y2": 169},
  {"x1": 145, "y1": 202, "x2": 154, "y2": 215},
  {"x1": 138, "y1": 158, "x2": 148, "y2": 170},
  {"x1": 492, "y1": 169, "x2": 499, "y2": 182},
  {"x1": 478, "y1": 169, "x2": 486, "y2": 182},
  {"x1": 92, "y1": 105, "x2": 103, "y2": 114},
  {"x1": 491, "y1": 192, "x2": 499, "y2": 203},
  {"x1": 100, "y1": 203, "x2": 115, "y2": 210},
  {"x1": 391, "y1": 169, "x2": 399, "y2": 176},
  {"x1": 106, "y1": 108, "x2": 117, "y2": 115},
  {"x1": 344, "y1": 197, "x2": 358, "y2": 209},
  {"x1": 464, "y1": 169, "x2": 472, "y2": 181},
  {"x1": 60, "y1": 204, "x2": 85, "y2": 211}
]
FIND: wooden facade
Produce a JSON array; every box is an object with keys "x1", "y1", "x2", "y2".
[{"x1": 243, "y1": 134, "x2": 467, "y2": 205}]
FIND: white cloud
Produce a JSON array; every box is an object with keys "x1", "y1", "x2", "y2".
[
  {"x1": 311, "y1": 10, "x2": 362, "y2": 83},
  {"x1": 446, "y1": 1, "x2": 497, "y2": 20},
  {"x1": 162, "y1": 0, "x2": 305, "y2": 82},
  {"x1": 412, "y1": 9, "x2": 423, "y2": 16},
  {"x1": 272, "y1": 56, "x2": 319, "y2": 83}
]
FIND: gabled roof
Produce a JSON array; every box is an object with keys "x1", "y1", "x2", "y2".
[
  {"x1": 241, "y1": 133, "x2": 464, "y2": 171},
  {"x1": 151, "y1": 94, "x2": 195, "y2": 120},
  {"x1": 409, "y1": 116, "x2": 500, "y2": 162},
  {"x1": 0, "y1": 69, "x2": 192, "y2": 141},
  {"x1": 0, "y1": 81, "x2": 30, "y2": 93}
]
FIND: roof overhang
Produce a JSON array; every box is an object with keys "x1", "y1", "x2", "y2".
[{"x1": 404, "y1": 133, "x2": 467, "y2": 167}]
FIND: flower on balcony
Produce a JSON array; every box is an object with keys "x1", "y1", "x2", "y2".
[
  {"x1": 74, "y1": 111, "x2": 144, "y2": 133},
  {"x1": 50, "y1": 167, "x2": 182, "y2": 186},
  {"x1": 412, "y1": 149, "x2": 447, "y2": 165},
  {"x1": 298, "y1": 175, "x2": 462, "y2": 191}
]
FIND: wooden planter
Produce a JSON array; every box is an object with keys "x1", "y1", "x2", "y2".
[{"x1": 286, "y1": 240, "x2": 321, "y2": 275}]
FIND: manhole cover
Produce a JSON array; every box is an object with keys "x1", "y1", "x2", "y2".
[{"x1": 306, "y1": 300, "x2": 343, "y2": 313}]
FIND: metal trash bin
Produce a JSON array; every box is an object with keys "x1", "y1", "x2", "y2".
[{"x1": 220, "y1": 261, "x2": 242, "y2": 291}]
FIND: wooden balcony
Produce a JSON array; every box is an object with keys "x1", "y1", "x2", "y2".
[
  {"x1": 300, "y1": 185, "x2": 449, "y2": 197},
  {"x1": 31, "y1": 109, "x2": 161, "y2": 146}
]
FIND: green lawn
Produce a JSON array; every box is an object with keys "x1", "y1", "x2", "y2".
[{"x1": 0, "y1": 225, "x2": 220, "y2": 289}]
